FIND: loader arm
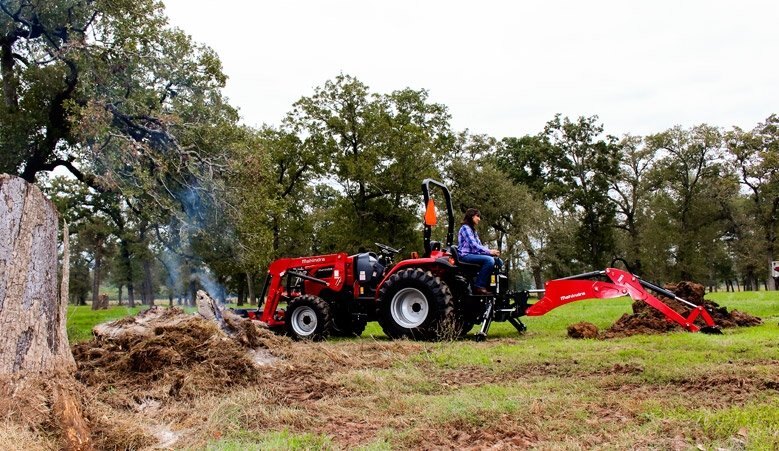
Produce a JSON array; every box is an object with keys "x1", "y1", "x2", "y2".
[
  {"x1": 526, "y1": 268, "x2": 718, "y2": 333},
  {"x1": 259, "y1": 253, "x2": 349, "y2": 328}
]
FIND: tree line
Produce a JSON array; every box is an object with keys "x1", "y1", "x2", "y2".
[{"x1": 2, "y1": 1, "x2": 777, "y2": 308}]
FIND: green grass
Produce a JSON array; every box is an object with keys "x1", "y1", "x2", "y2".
[
  {"x1": 203, "y1": 430, "x2": 334, "y2": 450},
  {"x1": 66, "y1": 304, "x2": 145, "y2": 342},
  {"x1": 66, "y1": 303, "x2": 197, "y2": 342}
]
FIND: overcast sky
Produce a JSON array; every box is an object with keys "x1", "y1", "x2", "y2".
[{"x1": 162, "y1": 0, "x2": 778, "y2": 139}]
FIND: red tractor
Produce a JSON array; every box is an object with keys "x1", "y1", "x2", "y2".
[{"x1": 236, "y1": 179, "x2": 720, "y2": 340}]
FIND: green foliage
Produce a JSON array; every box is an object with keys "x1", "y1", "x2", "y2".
[
  {"x1": 542, "y1": 115, "x2": 622, "y2": 270},
  {"x1": 726, "y1": 114, "x2": 779, "y2": 289},
  {"x1": 494, "y1": 115, "x2": 622, "y2": 274},
  {"x1": 67, "y1": 250, "x2": 92, "y2": 305},
  {"x1": 497, "y1": 134, "x2": 558, "y2": 199},
  {"x1": 610, "y1": 135, "x2": 656, "y2": 274},
  {"x1": 284, "y1": 74, "x2": 453, "y2": 253},
  {"x1": 643, "y1": 124, "x2": 738, "y2": 282},
  {"x1": 2, "y1": 0, "x2": 270, "y2": 305}
]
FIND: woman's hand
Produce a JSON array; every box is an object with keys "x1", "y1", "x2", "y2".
[{"x1": 490, "y1": 249, "x2": 501, "y2": 257}]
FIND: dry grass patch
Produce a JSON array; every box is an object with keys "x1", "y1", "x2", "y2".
[{"x1": 0, "y1": 420, "x2": 56, "y2": 451}]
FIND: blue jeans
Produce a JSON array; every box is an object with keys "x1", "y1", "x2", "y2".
[{"x1": 460, "y1": 254, "x2": 503, "y2": 288}]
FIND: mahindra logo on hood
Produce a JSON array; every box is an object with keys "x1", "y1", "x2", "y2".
[{"x1": 301, "y1": 257, "x2": 325, "y2": 264}]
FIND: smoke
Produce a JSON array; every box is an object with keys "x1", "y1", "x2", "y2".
[
  {"x1": 190, "y1": 268, "x2": 226, "y2": 303},
  {"x1": 155, "y1": 186, "x2": 234, "y2": 304},
  {"x1": 159, "y1": 250, "x2": 181, "y2": 290}
]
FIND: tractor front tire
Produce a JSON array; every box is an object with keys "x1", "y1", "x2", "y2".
[
  {"x1": 377, "y1": 268, "x2": 457, "y2": 340},
  {"x1": 285, "y1": 295, "x2": 332, "y2": 341}
]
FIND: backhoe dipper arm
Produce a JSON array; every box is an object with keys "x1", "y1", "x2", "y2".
[{"x1": 525, "y1": 268, "x2": 717, "y2": 332}]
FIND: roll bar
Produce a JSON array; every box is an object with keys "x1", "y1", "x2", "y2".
[{"x1": 421, "y1": 179, "x2": 454, "y2": 256}]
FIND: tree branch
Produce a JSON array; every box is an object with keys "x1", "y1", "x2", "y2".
[{"x1": 0, "y1": 35, "x2": 20, "y2": 110}]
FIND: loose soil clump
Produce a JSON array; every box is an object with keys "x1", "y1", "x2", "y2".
[
  {"x1": 70, "y1": 294, "x2": 295, "y2": 449},
  {"x1": 567, "y1": 322, "x2": 599, "y2": 339}
]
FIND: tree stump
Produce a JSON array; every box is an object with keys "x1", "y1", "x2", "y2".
[
  {"x1": 96, "y1": 293, "x2": 109, "y2": 310},
  {"x1": 0, "y1": 174, "x2": 91, "y2": 450}
]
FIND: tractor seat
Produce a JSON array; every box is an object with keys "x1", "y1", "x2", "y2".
[{"x1": 448, "y1": 245, "x2": 483, "y2": 273}]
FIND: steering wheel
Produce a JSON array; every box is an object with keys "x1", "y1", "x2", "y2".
[{"x1": 375, "y1": 242, "x2": 402, "y2": 255}]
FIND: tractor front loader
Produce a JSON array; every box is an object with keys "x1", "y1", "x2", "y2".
[{"x1": 233, "y1": 247, "x2": 400, "y2": 340}]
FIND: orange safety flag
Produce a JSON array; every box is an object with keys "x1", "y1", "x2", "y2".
[{"x1": 424, "y1": 198, "x2": 437, "y2": 226}]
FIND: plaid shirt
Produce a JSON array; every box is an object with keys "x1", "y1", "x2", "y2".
[{"x1": 457, "y1": 224, "x2": 491, "y2": 256}]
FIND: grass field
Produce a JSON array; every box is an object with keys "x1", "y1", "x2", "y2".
[{"x1": 64, "y1": 291, "x2": 779, "y2": 449}]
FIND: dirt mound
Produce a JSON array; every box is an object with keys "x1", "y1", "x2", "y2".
[
  {"x1": 601, "y1": 313, "x2": 682, "y2": 339},
  {"x1": 567, "y1": 322, "x2": 599, "y2": 339},
  {"x1": 601, "y1": 281, "x2": 762, "y2": 338},
  {"x1": 72, "y1": 305, "x2": 290, "y2": 403}
]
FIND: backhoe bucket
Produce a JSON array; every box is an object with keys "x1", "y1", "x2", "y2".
[{"x1": 700, "y1": 326, "x2": 723, "y2": 335}]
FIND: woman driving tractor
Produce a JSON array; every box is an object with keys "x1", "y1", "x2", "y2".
[{"x1": 457, "y1": 208, "x2": 503, "y2": 295}]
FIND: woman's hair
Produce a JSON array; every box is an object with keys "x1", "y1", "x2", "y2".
[{"x1": 462, "y1": 208, "x2": 481, "y2": 228}]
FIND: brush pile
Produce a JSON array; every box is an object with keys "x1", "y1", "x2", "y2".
[{"x1": 72, "y1": 291, "x2": 289, "y2": 402}]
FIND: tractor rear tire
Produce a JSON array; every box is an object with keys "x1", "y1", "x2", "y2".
[
  {"x1": 285, "y1": 294, "x2": 332, "y2": 341},
  {"x1": 377, "y1": 268, "x2": 457, "y2": 340},
  {"x1": 459, "y1": 321, "x2": 476, "y2": 337}
]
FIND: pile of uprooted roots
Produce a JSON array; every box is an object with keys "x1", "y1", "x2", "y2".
[
  {"x1": 72, "y1": 295, "x2": 290, "y2": 403},
  {"x1": 568, "y1": 281, "x2": 762, "y2": 339}
]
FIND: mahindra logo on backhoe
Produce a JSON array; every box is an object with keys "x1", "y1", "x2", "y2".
[
  {"x1": 301, "y1": 257, "x2": 326, "y2": 264},
  {"x1": 560, "y1": 291, "x2": 586, "y2": 301}
]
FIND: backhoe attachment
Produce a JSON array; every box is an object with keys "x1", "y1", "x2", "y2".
[{"x1": 526, "y1": 268, "x2": 721, "y2": 334}]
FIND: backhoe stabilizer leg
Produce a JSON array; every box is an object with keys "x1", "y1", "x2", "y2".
[
  {"x1": 475, "y1": 301, "x2": 494, "y2": 341},
  {"x1": 508, "y1": 317, "x2": 526, "y2": 334}
]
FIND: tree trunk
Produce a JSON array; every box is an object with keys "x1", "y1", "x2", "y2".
[
  {"x1": 90, "y1": 243, "x2": 103, "y2": 310},
  {"x1": 120, "y1": 239, "x2": 135, "y2": 307},
  {"x1": 217, "y1": 275, "x2": 227, "y2": 304},
  {"x1": 247, "y1": 271, "x2": 256, "y2": 305},
  {"x1": 117, "y1": 284, "x2": 123, "y2": 306},
  {"x1": 0, "y1": 175, "x2": 74, "y2": 372},
  {"x1": 143, "y1": 258, "x2": 154, "y2": 306},
  {"x1": 189, "y1": 265, "x2": 197, "y2": 306},
  {"x1": 237, "y1": 273, "x2": 245, "y2": 307},
  {"x1": 0, "y1": 174, "x2": 91, "y2": 450},
  {"x1": 127, "y1": 283, "x2": 135, "y2": 308}
]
